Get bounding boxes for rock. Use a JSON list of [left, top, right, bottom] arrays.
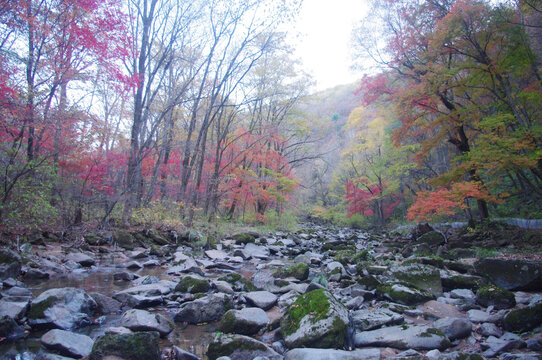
[[120, 309, 172, 337], [503, 302, 542, 332], [350, 308, 404, 331], [64, 252, 95, 267], [172, 345, 201, 360], [482, 334, 522, 357], [243, 291, 278, 310], [214, 280, 234, 294], [280, 289, 349, 349], [167, 258, 204, 276], [474, 258, 542, 291], [0, 249, 22, 280], [276, 263, 309, 281], [416, 231, 445, 247], [218, 307, 269, 335], [207, 333, 280, 360], [251, 269, 277, 292], [35, 351, 77, 360], [422, 300, 466, 320], [467, 309, 504, 323], [24, 268, 50, 279], [243, 243, 269, 259], [0, 315, 27, 342], [388, 264, 442, 296], [90, 293, 122, 314], [500, 354, 542, 360], [113, 280, 175, 306], [28, 287, 97, 330], [143, 259, 160, 267], [284, 348, 381, 360], [90, 331, 161, 360], [218, 273, 258, 292], [175, 275, 210, 294], [0, 298, 29, 320], [232, 232, 259, 245], [476, 285, 516, 309], [174, 293, 233, 324], [432, 317, 472, 341], [205, 249, 229, 261], [441, 271, 486, 291], [41, 329, 94, 358], [114, 293, 163, 308], [480, 322, 503, 337], [113, 271, 135, 281], [345, 296, 365, 310], [132, 275, 161, 286], [450, 289, 476, 301], [126, 261, 143, 269], [354, 324, 451, 350], [377, 283, 435, 306]]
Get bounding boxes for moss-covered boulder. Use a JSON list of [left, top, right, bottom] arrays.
[[474, 258, 542, 291], [280, 289, 349, 349], [377, 283, 435, 306], [276, 263, 309, 281], [416, 231, 446, 247], [89, 331, 160, 360], [207, 333, 280, 360], [218, 307, 269, 335], [357, 275, 381, 290], [233, 232, 259, 245], [113, 231, 136, 250], [175, 275, 210, 294], [0, 249, 22, 280], [173, 293, 233, 324], [388, 264, 443, 296], [503, 302, 542, 333], [476, 285, 516, 309], [217, 273, 258, 292], [441, 271, 487, 291]]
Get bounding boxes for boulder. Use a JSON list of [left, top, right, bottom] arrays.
[[416, 231, 446, 247], [232, 232, 259, 245], [0, 249, 22, 280], [243, 291, 278, 310], [64, 252, 95, 267], [218, 307, 269, 335], [207, 333, 280, 360], [276, 263, 310, 281], [120, 309, 173, 337], [354, 324, 451, 350], [90, 331, 161, 360], [474, 258, 542, 291], [377, 283, 435, 306], [175, 275, 210, 294], [476, 285, 516, 309], [0, 298, 29, 320], [28, 287, 97, 330], [171, 346, 200, 360], [41, 329, 94, 358], [174, 293, 233, 324], [467, 309, 504, 323], [350, 308, 404, 331], [90, 292, 122, 314], [503, 302, 542, 333], [218, 273, 258, 292], [432, 317, 472, 341], [280, 289, 349, 349], [388, 264, 442, 296], [284, 348, 381, 360], [441, 271, 487, 291]]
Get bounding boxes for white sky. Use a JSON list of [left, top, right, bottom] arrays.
[[290, 0, 369, 91]]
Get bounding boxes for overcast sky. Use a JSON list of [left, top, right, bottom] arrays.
[[290, 0, 369, 91]]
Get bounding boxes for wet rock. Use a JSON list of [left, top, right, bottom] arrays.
[[113, 271, 135, 281], [64, 252, 95, 267], [218, 307, 269, 335], [142, 259, 160, 267], [90, 331, 161, 360], [0, 298, 30, 320], [354, 324, 451, 350], [503, 301, 542, 332], [389, 263, 442, 296], [350, 308, 404, 331], [174, 293, 233, 324], [126, 261, 143, 269], [474, 258, 542, 291], [280, 289, 349, 349], [476, 285, 516, 309], [113, 293, 163, 308], [377, 283, 435, 306], [132, 275, 160, 286], [171, 345, 201, 360], [90, 293, 122, 314], [284, 348, 381, 360], [243, 291, 278, 310], [120, 309, 173, 337], [0, 315, 28, 342], [0, 249, 22, 280], [24, 268, 50, 279], [41, 329, 94, 358], [28, 287, 97, 330], [207, 333, 280, 360], [432, 317, 472, 341]]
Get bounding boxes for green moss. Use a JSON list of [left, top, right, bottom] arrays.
[[276, 263, 309, 281], [476, 285, 515, 308], [207, 334, 267, 360], [503, 303, 542, 333], [357, 275, 381, 289], [90, 332, 161, 360], [218, 311, 236, 333], [281, 289, 330, 336], [376, 283, 434, 306], [175, 276, 210, 294], [233, 233, 257, 245], [114, 231, 135, 250], [420, 328, 445, 337], [28, 296, 57, 319], [218, 273, 257, 291]]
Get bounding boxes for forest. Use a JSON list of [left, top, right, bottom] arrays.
[[0, 0, 541, 237]]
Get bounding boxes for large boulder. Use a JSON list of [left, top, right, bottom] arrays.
[[41, 329, 94, 358], [207, 333, 280, 360], [350, 308, 404, 331], [476, 285, 516, 309], [175, 275, 210, 294], [377, 283, 435, 306], [64, 252, 95, 267], [243, 291, 278, 310], [174, 293, 233, 324], [284, 348, 381, 360], [432, 317, 472, 341], [280, 289, 349, 349], [416, 231, 446, 247], [474, 258, 542, 291], [388, 264, 442, 296], [28, 287, 97, 330], [354, 324, 451, 350], [276, 263, 310, 281], [218, 307, 269, 335], [503, 302, 542, 333], [120, 309, 173, 337], [0, 249, 22, 280], [90, 331, 161, 360]]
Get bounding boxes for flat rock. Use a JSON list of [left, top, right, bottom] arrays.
[[422, 300, 466, 319], [64, 253, 95, 267], [350, 308, 404, 331], [467, 309, 504, 323], [218, 307, 269, 335], [284, 348, 381, 360], [41, 329, 94, 358], [174, 293, 233, 324], [120, 309, 172, 337], [354, 324, 451, 350], [432, 317, 472, 341], [205, 249, 228, 261], [244, 291, 278, 310], [207, 333, 281, 360], [0, 299, 29, 320], [475, 258, 542, 291]]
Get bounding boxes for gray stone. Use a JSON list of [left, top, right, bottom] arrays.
[[388, 263, 442, 296], [480, 322, 503, 337], [113, 271, 134, 281], [284, 348, 381, 360], [350, 308, 404, 331], [214, 280, 234, 294], [244, 291, 278, 310], [243, 243, 269, 259], [500, 354, 542, 360], [41, 329, 94, 358], [450, 289, 476, 301], [90, 331, 161, 360], [174, 293, 233, 324], [172, 345, 200, 360], [89, 292, 122, 314], [0, 299, 29, 320], [35, 351, 76, 360], [24, 268, 50, 279], [120, 309, 172, 337], [345, 296, 365, 310], [205, 249, 228, 261], [218, 307, 269, 335], [475, 258, 542, 291], [378, 283, 435, 306], [207, 333, 281, 360], [482, 335, 521, 357], [354, 324, 451, 350], [432, 317, 472, 341], [467, 309, 504, 323], [64, 252, 95, 267], [0, 249, 22, 280]]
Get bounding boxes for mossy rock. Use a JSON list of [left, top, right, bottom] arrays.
[[503, 302, 542, 333], [0, 249, 22, 280], [27, 295, 57, 320], [85, 233, 107, 246], [113, 231, 136, 250], [416, 231, 445, 247], [232, 232, 259, 245], [275, 263, 309, 281], [217, 273, 258, 292], [333, 249, 356, 266], [357, 275, 381, 290], [146, 230, 170, 245], [403, 256, 444, 269], [280, 289, 349, 349], [207, 333, 277, 360], [90, 332, 161, 360], [388, 264, 442, 296], [175, 275, 210, 294], [476, 285, 516, 309], [377, 283, 435, 306], [442, 273, 487, 291]]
